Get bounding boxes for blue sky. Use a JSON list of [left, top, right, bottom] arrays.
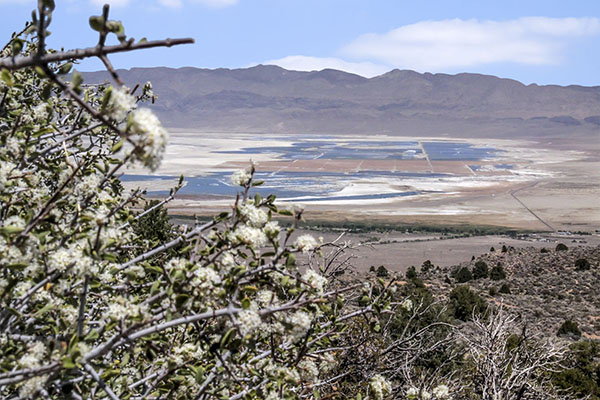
[[0, 0, 599, 86]]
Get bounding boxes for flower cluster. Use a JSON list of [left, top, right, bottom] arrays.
[[106, 85, 136, 120], [294, 234, 318, 253], [407, 385, 450, 399], [370, 374, 392, 400], [231, 168, 251, 186], [130, 107, 169, 171]]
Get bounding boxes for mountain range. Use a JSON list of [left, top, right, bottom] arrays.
[[82, 65, 600, 144]]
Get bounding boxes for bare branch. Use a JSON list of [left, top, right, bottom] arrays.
[[0, 37, 195, 70]]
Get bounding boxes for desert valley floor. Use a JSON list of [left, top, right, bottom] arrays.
[[122, 131, 599, 232]]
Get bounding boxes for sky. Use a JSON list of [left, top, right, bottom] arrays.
[[0, 0, 599, 86]]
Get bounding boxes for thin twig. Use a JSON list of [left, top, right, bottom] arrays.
[[0, 38, 195, 70]]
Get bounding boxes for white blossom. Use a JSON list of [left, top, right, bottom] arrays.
[[33, 103, 49, 121], [231, 169, 251, 186], [288, 310, 312, 341], [75, 174, 101, 197], [407, 387, 419, 399], [264, 220, 280, 237], [142, 81, 154, 97], [297, 359, 319, 380], [257, 289, 274, 306], [106, 296, 146, 321], [18, 375, 48, 399], [401, 298, 413, 312], [131, 108, 169, 171], [3, 215, 25, 228], [370, 374, 391, 400], [237, 307, 261, 337], [19, 342, 46, 369], [192, 266, 221, 291], [233, 224, 267, 249], [60, 305, 79, 325], [433, 384, 450, 399], [240, 202, 268, 228], [107, 86, 136, 120], [294, 234, 317, 253], [301, 269, 328, 294], [0, 161, 16, 190], [219, 251, 236, 270]]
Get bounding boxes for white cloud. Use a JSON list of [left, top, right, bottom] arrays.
[[90, 0, 131, 7], [158, 0, 183, 7], [340, 17, 600, 71], [191, 0, 238, 7], [261, 55, 390, 78]]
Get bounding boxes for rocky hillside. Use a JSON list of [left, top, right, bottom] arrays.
[[434, 244, 600, 338]]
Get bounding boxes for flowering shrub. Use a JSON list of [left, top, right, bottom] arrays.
[[0, 3, 394, 399]]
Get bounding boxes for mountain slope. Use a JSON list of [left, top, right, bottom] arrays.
[[82, 66, 600, 141]]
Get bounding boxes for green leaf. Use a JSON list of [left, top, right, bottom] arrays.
[[102, 253, 117, 262], [286, 254, 296, 268], [11, 38, 23, 55], [175, 294, 190, 308], [34, 66, 46, 78], [241, 296, 251, 309], [0, 225, 24, 235], [252, 180, 264, 187], [278, 209, 293, 216], [111, 139, 124, 153], [106, 20, 124, 34], [89, 15, 105, 32], [0, 69, 14, 87], [61, 356, 75, 369], [34, 303, 54, 317], [150, 281, 160, 295], [41, 84, 53, 100], [220, 328, 236, 348], [70, 71, 83, 94], [144, 264, 163, 275], [84, 329, 100, 341], [243, 285, 258, 293], [58, 62, 73, 75]]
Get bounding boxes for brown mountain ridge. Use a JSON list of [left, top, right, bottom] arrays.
[[82, 65, 600, 144]]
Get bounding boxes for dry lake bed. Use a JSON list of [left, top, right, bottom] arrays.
[[123, 132, 600, 232]]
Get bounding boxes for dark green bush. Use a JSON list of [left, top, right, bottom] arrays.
[[490, 265, 506, 281], [421, 260, 434, 273], [575, 258, 591, 271], [448, 286, 487, 321], [472, 260, 489, 279], [556, 243, 569, 251], [455, 267, 473, 283], [499, 283, 511, 294], [406, 266, 418, 280], [376, 265, 389, 277], [553, 341, 600, 399], [557, 320, 582, 339]]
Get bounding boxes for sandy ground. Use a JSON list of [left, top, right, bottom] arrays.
[[288, 230, 600, 273], [123, 132, 600, 232]]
